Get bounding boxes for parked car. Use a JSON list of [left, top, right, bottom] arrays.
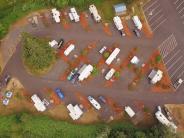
[[88, 96, 101, 110], [99, 46, 107, 54], [5, 91, 13, 98], [58, 38, 64, 48], [71, 73, 80, 84], [157, 106, 161, 112], [2, 98, 9, 106], [55, 88, 65, 100], [133, 29, 141, 38], [173, 78, 183, 89], [67, 68, 78, 81], [98, 96, 106, 104], [4, 74, 11, 85]]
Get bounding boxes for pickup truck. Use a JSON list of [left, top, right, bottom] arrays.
[[88, 96, 101, 110]]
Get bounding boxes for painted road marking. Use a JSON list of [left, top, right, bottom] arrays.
[[152, 18, 167, 32], [148, 10, 162, 21], [170, 62, 184, 78], [167, 56, 182, 71], [144, 0, 158, 11], [165, 50, 180, 65], [150, 14, 164, 26], [176, 0, 184, 9]]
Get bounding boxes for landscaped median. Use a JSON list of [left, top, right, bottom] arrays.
[[21, 33, 56, 75]]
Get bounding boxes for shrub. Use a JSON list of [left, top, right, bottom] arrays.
[[22, 33, 56, 75], [103, 52, 110, 59], [155, 55, 162, 63]]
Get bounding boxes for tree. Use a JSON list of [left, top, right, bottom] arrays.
[[103, 52, 110, 59], [155, 55, 162, 63], [22, 33, 56, 75]]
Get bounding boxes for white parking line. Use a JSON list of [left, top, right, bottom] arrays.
[[152, 18, 167, 32], [177, 68, 184, 78], [144, 0, 158, 11], [174, 0, 180, 4], [178, 6, 184, 13], [176, 0, 184, 9], [148, 10, 162, 21], [164, 50, 180, 65], [167, 56, 183, 71], [150, 14, 164, 26], [170, 62, 184, 78]]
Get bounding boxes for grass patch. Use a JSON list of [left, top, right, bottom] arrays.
[[22, 33, 56, 76]]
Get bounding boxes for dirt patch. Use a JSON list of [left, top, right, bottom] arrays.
[[165, 104, 184, 132], [103, 23, 112, 36], [0, 78, 35, 115]]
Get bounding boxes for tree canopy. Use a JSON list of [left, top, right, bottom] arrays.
[[22, 33, 56, 75]]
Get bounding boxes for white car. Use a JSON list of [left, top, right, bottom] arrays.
[[173, 78, 183, 89], [88, 96, 101, 110], [5, 91, 13, 98], [3, 98, 9, 106], [99, 46, 107, 54]]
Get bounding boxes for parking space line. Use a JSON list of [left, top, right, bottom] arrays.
[[170, 62, 184, 78], [164, 50, 180, 65], [152, 18, 167, 32], [150, 14, 164, 26], [146, 4, 160, 14], [176, 0, 184, 9], [177, 68, 184, 78], [148, 10, 162, 21], [144, 0, 158, 11], [167, 56, 183, 71], [174, 0, 180, 4], [178, 6, 184, 13]]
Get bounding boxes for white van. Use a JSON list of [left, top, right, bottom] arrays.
[[88, 96, 101, 110]]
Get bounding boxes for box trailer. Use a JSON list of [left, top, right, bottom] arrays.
[[125, 106, 135, 118], [132, 16, 142, 30], [113, 16, 123, 30], [105, 48, 120, 65], [69, 7, 80, 22], [64, 44, 75, 56], [105, 68, 116, 80], [67, 104, 83, 120], [89, 4, 101, 22], [78, 64, 93, 81], [51, 8, 60, 23], [31, 94, 46, 112]]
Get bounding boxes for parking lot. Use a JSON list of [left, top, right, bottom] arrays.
[[173, 0, 184, 25], [1, 2, 184, 122], [143, 0, 167, 32], [159, 34, 184, 89]]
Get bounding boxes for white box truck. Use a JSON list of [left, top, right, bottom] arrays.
[[105, 68, 116, 80], [132, 16, 142, 30]]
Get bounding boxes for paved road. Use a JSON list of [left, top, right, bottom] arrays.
[[0, 0, 184, 112]]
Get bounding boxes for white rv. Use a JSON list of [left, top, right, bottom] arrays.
[[69, 7, 80, 22], [105, 48, 120, 65], [78, 64, 93, 81], [132, 16, 142, 30], [125, 106, 135, 118], [105, 68, 116, 80], [31, 94, 46, 112], [64, 44, 75, 56], [155, 110, 177, 132], [67, 104, 83, 120], [51, 8, 60, 23], [113, 16, 125, 36], [89, 4, 101, 22]]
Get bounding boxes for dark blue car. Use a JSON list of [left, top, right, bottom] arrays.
[[55, 88, 65, 100]]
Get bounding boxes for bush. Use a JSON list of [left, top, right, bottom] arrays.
[[103, 52, 110, 59], [92, 65, 99, 76], [114, 71, 120, 78], [22, 33, 56, 75], [155, 55, 162, 63]]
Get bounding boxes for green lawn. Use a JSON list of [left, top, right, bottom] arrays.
[[0, 112, 180, 138]]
